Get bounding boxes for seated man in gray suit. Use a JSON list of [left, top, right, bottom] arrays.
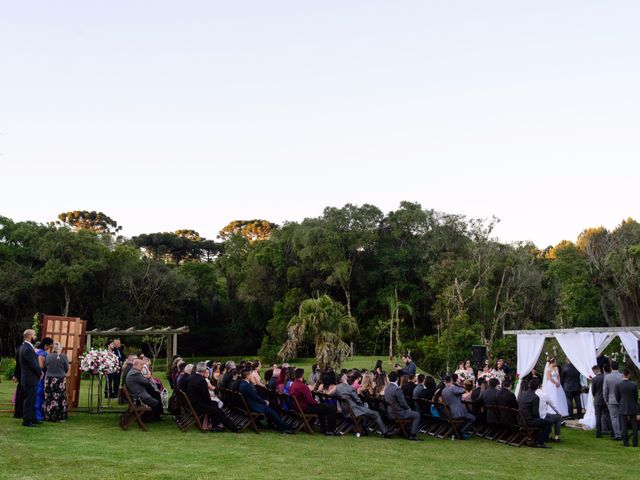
[[442, 375, 475, 439], [125, 359, 162, 421], [384, 371, 422, 441], [332, 373, 391, 438]]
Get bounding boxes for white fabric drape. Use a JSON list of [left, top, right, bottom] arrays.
[[554, 332, 598, 429], [618, 331, 640, 370], [514, 334, 546, 397], [594, 333, 616, 355]]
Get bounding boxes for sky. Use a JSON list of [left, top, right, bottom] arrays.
[[1, 1, 639, 248]]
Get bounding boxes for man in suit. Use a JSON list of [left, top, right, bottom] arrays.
[[289, 368, 337, 435], [442, 375, 475, 438], [384, 371, 422, 440], [106, 339, 125, 399], [398, 355, 417, 377], [519, 378, 551, 448], [186, 362, 238, 432], [603, 361, 624, 440], [237, 369, 292, 433], [18, 329, 42, 427], [125, 359, 162, 421], [496, 379, 519, 426], [480, 378, 500, 425], [561, 358, 582, 418], [615, 368, 638, 447], [333, 373, 391, 437], [591, 365, 611, 438]]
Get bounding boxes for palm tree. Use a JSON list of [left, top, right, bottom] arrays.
[[279, 294, 358, 369], [387, 287, 413, 363]]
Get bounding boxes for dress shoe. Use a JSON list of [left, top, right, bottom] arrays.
[[408, 435, 423, 441], [281, 429, 294, 435], [22, 423, 36, 427], [535, 443, 551, 449]]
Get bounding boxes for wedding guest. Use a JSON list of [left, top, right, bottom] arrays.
[[318, 370, 337, 395], [491, 359, 507, 385], [603, 361, 623, 441], [333, 373, 391, 437], [35, 337, 53, 422], [350, 371, 362, 391], [461, 380, 474, 402], [480, 378, 500, 425], [412, 374, 426, 399], [19, 329, 42, 427], [106, 339, 124, 399], [268, 365, 281, 391], [282, 367, 296, 394], [615, 368, 638, 447], [358, 372, 376, 396], [12, 343, 24, 419], [534, 377, 562, 442], [187, 362, 238, 432], [596, 353, 609, 371], [374, 359, 383, 376], [248, 360, 263, 386], [519, 378, 551, 448], [220, 361, 236, 389], [168, 356, 183, 388], [401, 374, 417, 398], [496, 379, 519, 425], [497, 358, 511, 377], [374, 372, 389, 397], [384, 371, 422, 441], [591, 365, 611, 438], [561, 358, 582, 419], [289, 368, 337, 435], [43, 342, 69, 422], [416, 375, 437, 401], [121, 355, 137, 380], [238, 369, 292, 433], [177, 364, 194, 392], [310, 364, 321, 385], [398, 354, 417, 376], [125, 359, 162, 421], [442, 375, 475, 438]]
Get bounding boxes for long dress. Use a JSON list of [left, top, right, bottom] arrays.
[[35, 349, 48, 422], [542, 365, 569, 417]]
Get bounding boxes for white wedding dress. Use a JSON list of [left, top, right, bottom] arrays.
[[542, 365, 569, 417]]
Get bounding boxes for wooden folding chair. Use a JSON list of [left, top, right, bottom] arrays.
[[173, 388, 208, 433], [282, 392, 318, 434], [512, 408, 541, 447], [119, 385, 151, 432], [227, 390, 263, 434]]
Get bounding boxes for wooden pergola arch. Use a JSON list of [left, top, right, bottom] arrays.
[[86, 325, 190, 368]]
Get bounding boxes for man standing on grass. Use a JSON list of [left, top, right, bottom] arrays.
[[603, 361, 623, 441], [615, 368, 638, 447], [18, 329, 42, 427]]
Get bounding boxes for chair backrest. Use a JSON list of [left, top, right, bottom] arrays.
[[122, 385, 135, 407]]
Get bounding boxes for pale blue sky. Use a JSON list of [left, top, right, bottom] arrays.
[[2, 1, 639, 247]]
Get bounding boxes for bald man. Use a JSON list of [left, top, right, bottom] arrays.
[[125, 359, 162, 421]]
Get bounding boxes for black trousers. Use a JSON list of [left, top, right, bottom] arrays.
[[204, 403, 237, 432], [620, 415, 639, 447], [544, 413, 562, 437], [105, 372, 122, 398], [565, 390, 582, 417], [262, 406, 289, 431], [305, 403, 337, 433], [594, 404, 611, 436], [21, 383, 37, 425], [14, 383, 24, 419], [139, 393, 163, 422], [527, 417, 552, 445]]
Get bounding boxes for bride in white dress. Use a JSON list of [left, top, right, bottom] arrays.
[[542, 358, 569, 417]]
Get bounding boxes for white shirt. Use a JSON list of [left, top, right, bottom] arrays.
[[535, 389, 559, 418]]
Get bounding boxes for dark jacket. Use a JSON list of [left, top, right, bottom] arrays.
[[519, 389, 541, 422], [615, 380, 639, 416], [480, 388, 499, 423], [496, 388, 519, 424], [591, 372, 606, 407], [19, 342, 42, 387], [561, 363, 582, 393], [186, 373, 216, 415], [399, 361, 417, 377], [384, 382, 412, 418], [125, 369, 156, 403], [239, 380, 268, 414]]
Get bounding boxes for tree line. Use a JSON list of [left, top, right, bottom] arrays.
[[1, 204, 639, 374]]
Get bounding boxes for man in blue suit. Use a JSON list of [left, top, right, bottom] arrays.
[[18, 329, 42, 427], [238, 369, 293, 434]]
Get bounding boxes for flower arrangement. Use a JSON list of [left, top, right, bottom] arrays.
[[80, 349, 121, 375]]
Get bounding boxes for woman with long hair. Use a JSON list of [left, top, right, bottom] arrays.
[[374, 372, 389, 397], [541, 357, 569, 416]]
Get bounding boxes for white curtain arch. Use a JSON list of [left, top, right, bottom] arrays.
[[554, 332, 598, 429], [514, 334, 546, 398], [618, 331, 640, 370], [594, 333, 616, 355]]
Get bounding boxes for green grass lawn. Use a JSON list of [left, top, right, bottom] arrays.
[[0, 357, 637, 480]]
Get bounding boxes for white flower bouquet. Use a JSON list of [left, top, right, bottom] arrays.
[[80, 349, 121, 375]]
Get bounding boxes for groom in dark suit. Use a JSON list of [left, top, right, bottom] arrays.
[[615, 368, 638, 447], [18, 329, 42, 427], [561, 358, 582, 418]]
